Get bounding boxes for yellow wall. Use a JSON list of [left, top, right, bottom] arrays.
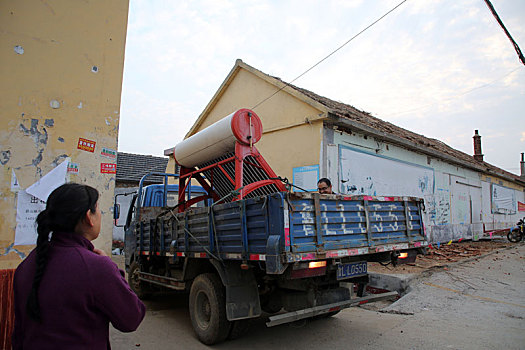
[[192, 68, 324, 181], [0, 0, 129, 268], [482, 174, 524, 191]]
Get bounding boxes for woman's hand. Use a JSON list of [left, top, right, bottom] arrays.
[[93, 248, 108, 257]]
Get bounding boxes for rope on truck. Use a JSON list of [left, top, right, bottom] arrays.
[[270, 176, 310, 193], [156, 186, 250, 263]]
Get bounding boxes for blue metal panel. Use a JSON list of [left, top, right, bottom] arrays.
[[143, 184, 206, 207], [163, 192, 425, 258], [287, 195, 425, 254]]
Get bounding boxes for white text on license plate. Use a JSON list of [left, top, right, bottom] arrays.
[[337, 261, 367, 280]]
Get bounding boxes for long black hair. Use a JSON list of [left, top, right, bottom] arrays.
[[26, 183, 99, 322]]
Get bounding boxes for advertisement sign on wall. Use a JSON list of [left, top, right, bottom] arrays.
[[292, 165, 319, 192], [491, 183, 516, 214]]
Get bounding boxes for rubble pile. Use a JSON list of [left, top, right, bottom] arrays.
[[416, 240, 513, 267], [423, 240, 510, 262], [422, 244, 483, 263], [369, 239, 514, 273]]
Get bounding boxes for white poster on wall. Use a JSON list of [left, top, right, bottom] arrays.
[[339, 146, 434, 197], [26, 158, 69, 201], [14, 190, 47, 245], [14, 158, 70, 245], [292, 165, 319, 192], [491, 183, 516, 214]]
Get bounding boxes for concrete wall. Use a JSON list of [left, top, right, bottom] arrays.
[[0, 0, 129, 269], [328, 126, 524, 243]]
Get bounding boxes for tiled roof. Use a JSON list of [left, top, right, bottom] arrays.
[[116, 152, 169, 184], [282, 79, 523, 184]]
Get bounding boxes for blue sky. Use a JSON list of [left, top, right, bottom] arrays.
[[118, 0, 525, 175]]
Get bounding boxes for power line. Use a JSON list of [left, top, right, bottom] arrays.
[[252, 0, 408, 110], [483, 0, 525, 66]]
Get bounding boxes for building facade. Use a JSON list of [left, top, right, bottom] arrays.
[[0, 0, 129, 267], [183, 59, 525, 243]]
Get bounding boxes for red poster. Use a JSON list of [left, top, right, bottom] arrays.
[[518, 201, 525, 212], [77, 138, 96, 153], [100, 163, 116, 174]]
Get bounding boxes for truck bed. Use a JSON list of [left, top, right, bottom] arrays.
[[134, 192, 427, 267], [135, 192, 427, 262]]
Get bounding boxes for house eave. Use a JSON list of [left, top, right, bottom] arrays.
[[328, 113, 525, 186]]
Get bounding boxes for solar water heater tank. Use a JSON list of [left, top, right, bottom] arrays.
[[172, 109, 263, 168]]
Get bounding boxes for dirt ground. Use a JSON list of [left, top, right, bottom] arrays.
[[368, 237, 518, 274], [110, 243, 525, 349]]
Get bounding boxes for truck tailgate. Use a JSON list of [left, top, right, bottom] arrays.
[[285, 193, 426, 260], [137, 192, 426, 264]]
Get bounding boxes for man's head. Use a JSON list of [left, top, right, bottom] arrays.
[[317, 178, 333, 194]]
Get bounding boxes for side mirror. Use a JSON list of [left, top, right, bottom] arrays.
[[113, 203, 120, 220]]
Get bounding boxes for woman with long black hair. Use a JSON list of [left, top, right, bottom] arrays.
[[12, 183, 145, 349]]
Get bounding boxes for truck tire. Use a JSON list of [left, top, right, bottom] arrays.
[[128, 260, 152, 299], [189, 273, 230, 345], [261, 295, 282, 314], [227, 320, 251, 340]]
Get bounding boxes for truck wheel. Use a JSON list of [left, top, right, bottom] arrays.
[[128, 260, 152, 299], [261, 294, 282, 314], [189, 273, 230, 345], [227, 320, 251, 340]]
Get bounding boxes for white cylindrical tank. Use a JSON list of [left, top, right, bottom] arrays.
[[173, 109, 263, 168]]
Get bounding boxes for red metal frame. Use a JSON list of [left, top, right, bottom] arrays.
[[177, 142, 287, 212]]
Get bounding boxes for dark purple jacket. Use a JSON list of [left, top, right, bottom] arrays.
[[12, 232, 146, 349]]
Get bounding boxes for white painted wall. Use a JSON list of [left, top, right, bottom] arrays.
[[327, 126, 524, 243]]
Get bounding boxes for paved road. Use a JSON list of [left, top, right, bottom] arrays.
[[110, 244, 525, 349]]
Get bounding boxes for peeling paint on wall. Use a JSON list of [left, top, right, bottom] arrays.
[[105, 177, 116, 190], [51, 154, 69, 166], [31, 149, 43, 166], [19, 119, 48, 147], [13, 45, 24, 54], [1, 244, 26, 259], [1, 150, 11, 165], [11, 170, 21, 192], [50, 100, 60, 109]]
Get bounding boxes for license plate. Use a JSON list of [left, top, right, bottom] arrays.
[[337, 261, 367, 280]]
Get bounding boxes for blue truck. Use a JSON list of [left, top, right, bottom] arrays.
[[116, 172, 427, 344]]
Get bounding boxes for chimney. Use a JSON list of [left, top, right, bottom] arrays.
[[520, 153, 525, 180], [473, 130, 483, 162]]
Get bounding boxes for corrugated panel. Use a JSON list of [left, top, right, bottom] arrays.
[[171, 196, 270, 255], [288, 196, 425, 253], [196, 153, 281, 202], [140, 193, 424, 258], [175, 208, 210, 253], [117, 152, 168, 183]]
